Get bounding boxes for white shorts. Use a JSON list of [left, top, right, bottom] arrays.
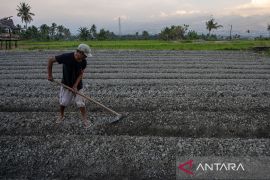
[[59, 86, 85, 107]]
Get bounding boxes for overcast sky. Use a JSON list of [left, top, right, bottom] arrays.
[[1, 0, 270, 35]]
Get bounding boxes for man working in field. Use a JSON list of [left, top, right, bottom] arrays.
[[47, 44, 92, 128]]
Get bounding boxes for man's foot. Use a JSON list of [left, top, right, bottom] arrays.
[[83, 120, 91, 128], [56, 116, 65, 124]]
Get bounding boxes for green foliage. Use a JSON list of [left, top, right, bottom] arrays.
[[96, 28, 116, 40], [77, 25, 116, 41], [142, 31, 149, 40], [159, 25, 189, 40], [39, 24, 50, 40], [16, 2, 35, 29], [18, 23, 71, 40], [18, 40, 270, 51], [78, 27, 90, 41], [21, 25, 39, 39], [200, 34, 218, 41], [186, 30, 199, 40], [206, 17, 223, 36], [90, 24, 97, 39], [49, 23, 57, 39]]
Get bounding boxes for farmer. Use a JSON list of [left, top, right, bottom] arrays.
[[47, 44, 92, 127]]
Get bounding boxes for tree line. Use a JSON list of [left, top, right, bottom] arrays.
[[4, 2, 270, 41], [10, 21, 225, 41]]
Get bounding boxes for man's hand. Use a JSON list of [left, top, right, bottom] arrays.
[[72, 86, 78, 95], [48, 75, 53, 81]]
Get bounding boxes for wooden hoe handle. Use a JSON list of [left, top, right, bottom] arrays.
[[52, 80, 121, 116]]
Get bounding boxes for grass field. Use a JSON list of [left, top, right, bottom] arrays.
[[17, 39, 270, 51]]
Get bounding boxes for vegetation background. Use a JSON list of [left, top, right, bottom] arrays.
[[1, 2, 270, 53]]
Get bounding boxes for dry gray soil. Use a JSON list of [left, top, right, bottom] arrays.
[[0, 50, 270, 179]]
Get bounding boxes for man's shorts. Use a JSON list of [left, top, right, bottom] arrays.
[[59, 86, 85, 107]]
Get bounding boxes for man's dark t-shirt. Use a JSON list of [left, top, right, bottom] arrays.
[[55, 52, 87, 90]]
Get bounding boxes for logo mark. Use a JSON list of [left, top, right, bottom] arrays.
[[178, 160, 194, 175]]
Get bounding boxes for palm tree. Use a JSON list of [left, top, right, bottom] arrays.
[[206, 17, 223, 36], [78, 27, 89, 40], [57, 25, 65, 39], [97, 28, 108, 40], [63, 28, 71, 39], [160, 27, 170, 40], [16, 2, 35, 29], [39, 24, 50, 40], [50, 23, 57, 39]]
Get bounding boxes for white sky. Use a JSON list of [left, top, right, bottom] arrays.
[[1, 0, 270, 35]]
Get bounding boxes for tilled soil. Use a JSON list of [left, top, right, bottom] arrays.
[[0, 50, 270, 179]]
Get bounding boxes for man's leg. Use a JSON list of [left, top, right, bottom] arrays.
[[75, 89, 89, 127], [56, 105, 65, 123], [60, 105, 65, 118], [79, 106, 89, 127], [57, 86, 72, 123]]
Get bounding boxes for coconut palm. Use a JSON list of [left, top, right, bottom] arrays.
[[57, 25, 65, 39], [16, 2, 35, 29], [78, 27, 89, 40], [206, 17, 223, 36], [63, 28, 71, 39], [39, 24, 50, 40], [50, 23, 57, 39]]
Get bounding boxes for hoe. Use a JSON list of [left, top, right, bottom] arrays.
[[52, 80, 123, 123]]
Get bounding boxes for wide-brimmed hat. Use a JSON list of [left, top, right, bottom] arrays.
[[77, 43, 92, 57]]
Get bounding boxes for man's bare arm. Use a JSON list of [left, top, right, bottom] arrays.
[[47, 57, 57, 81]]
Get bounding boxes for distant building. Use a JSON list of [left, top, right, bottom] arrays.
[[0, 16, 17, 29], [0, 16, 20, 49]]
